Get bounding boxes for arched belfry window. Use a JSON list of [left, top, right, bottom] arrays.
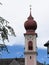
[[28, 41, 33, 50]]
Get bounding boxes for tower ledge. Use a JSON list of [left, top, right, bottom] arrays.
[[24, 32, 37, 37], [24, 51, 37, 55]]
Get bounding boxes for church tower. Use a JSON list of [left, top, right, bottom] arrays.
[[24, 6, 37, 65]]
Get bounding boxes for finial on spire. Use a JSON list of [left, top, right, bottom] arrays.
[[29, 5, 32, 16], [30, 5, 31, 11]]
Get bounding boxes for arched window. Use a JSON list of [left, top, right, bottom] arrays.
[[28, 41, 33, 50]]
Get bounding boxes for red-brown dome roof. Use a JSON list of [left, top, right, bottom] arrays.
[[24, 13, 37, 31]]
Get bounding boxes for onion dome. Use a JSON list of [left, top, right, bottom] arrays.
[[24, 7, 37, 32]]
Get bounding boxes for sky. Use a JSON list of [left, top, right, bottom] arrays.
[[0, 0, 49, 49]]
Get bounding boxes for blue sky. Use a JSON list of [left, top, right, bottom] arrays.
[[0, 0, 49, 49]]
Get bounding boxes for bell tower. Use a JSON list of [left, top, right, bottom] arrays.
[[24, 6, 37, 65]]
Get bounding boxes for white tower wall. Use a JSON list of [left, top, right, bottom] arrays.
[[24, 34, 37, 65]]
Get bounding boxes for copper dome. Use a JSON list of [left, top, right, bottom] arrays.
[[24, 13, 37, 31]]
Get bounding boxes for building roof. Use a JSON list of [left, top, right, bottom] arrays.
[[0, 58, 43, 65], [9, 59, 20, 65], [44, 41, 49, 47]]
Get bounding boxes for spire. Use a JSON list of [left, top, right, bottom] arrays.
[[28, 5, 33, 19], [30, 5, 32, 16], [24, 5, 37, 31]]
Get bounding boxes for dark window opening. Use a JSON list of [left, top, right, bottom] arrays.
[[28, 41, 33, 50], [30, 56, 31, 59]]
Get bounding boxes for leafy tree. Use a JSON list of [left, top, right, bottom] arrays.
[[0, 16, 16, 53], [0, 44, 9, 53], [0, 16, 16, 43]]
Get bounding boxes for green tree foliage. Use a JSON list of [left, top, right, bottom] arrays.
[[0, 17, 16, 53], [0, 16, 16, 43], [0, 44, 9, 53]]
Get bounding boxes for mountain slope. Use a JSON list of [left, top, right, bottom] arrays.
[[0, 45, 49, 64]]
